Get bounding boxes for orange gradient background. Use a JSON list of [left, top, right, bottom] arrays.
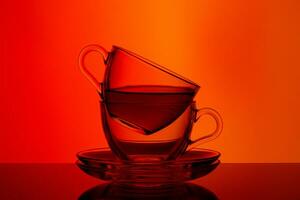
[[1, 0, 299, 163]]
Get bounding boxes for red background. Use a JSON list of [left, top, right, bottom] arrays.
[[1, 0, 300, 162]]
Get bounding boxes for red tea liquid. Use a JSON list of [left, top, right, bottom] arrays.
[[105, 85, 195, 135]]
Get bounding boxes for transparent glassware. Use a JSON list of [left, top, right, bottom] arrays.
[[100, 101, 222, 161], [79, 44, 223, 161], [76, 147, 220, 187]]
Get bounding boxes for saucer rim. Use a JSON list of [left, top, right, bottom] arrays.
[[76, 147, 221, 165], [76, 159, 221, 170]]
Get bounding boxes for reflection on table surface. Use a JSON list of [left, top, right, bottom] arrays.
[[79, 183, 217, 200], [0, 163, 299, 199]]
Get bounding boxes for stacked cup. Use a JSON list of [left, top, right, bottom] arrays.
[[78, 45, 223, 185]]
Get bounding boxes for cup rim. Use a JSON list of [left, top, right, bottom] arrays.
[[111, 45, 200, 91]]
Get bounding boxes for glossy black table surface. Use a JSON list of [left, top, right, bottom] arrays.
[[0, 163, 299, 199]]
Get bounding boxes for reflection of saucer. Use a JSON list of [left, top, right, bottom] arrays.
[[76, 148, 220, 186], [78, 182, 218, 200]]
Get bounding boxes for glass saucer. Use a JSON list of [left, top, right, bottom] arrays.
[[76, 148, 220, 186]]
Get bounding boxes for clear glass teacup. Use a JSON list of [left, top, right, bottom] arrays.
[[100, 101, 222, 161]]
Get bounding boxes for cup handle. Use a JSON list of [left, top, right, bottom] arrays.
[[79, 44, 109, 97], [187, 107, 223, 151]]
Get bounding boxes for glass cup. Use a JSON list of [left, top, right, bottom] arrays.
[[100, 101, 222, 161], [79, 45, 201, 135]]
